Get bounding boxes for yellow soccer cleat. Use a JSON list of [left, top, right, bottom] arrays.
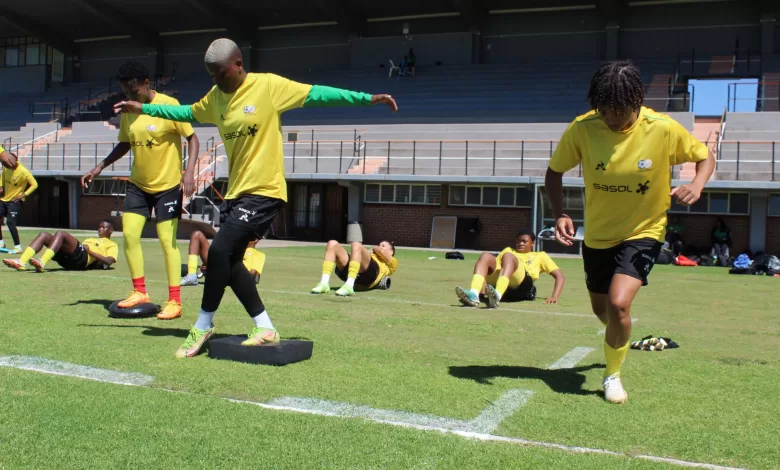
[[241, 327, 280, 346], [157, 301, 183, 320], [117, 290, 151, 309]]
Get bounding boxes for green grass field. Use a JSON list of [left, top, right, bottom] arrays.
[[1, 229, 779, 469]]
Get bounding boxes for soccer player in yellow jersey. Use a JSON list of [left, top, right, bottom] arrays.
[[311, 240, 398, 296], [82, 61, 200, 320], [3, 221, 117, 272], [545, 61, 715, 404], [456, 229, 565, 308], [180, 230, 266, 286], [0, 150, 38, 253], [114, 38, 397, 358]]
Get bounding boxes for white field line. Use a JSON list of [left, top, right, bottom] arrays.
[[46, 271, 598, 319], [546, 347, 595, 370], [0, 354, 744, 470], [0, 355, 153, 386]]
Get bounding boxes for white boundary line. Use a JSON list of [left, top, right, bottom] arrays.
[[546, 347, 594, 370], [0, 353, 743, 470]]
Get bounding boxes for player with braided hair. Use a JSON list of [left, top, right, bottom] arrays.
[[545, 60, 715, 404]]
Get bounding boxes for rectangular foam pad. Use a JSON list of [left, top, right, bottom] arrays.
[[207, 337, 313, 366]]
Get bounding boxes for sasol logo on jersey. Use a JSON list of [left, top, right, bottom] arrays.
[[593, 183, 632, 193], [223, 124, 259, 140]]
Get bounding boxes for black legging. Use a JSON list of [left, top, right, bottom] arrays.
[[3, 207, 21, 246], [712, 243, 730, 266], [201, 224, 264, 315]]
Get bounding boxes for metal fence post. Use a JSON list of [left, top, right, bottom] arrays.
[[492, 140, 496, 176], [772, 141, 776, 182], [339, 141, 343, 174], [465, 141, 469, 176], [412, 141, 416, 175], [736, 142, 740, 180], [94, 143, 98, 167], [520, 141, 524, 176], [292, 141, 296, 173], [62, 143, 65, 170], [78, 143, 81, 171], [315, 141, 319, 173], [363, 142, 367, 174], [46, 144, 50, 170], [438, 141, 442, 176]]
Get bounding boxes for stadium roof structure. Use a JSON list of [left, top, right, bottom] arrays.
[[0, 0, 761, 54]]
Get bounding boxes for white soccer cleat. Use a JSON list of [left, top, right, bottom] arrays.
[[602, 374, 628, 404], [180, 274, 199, 286]]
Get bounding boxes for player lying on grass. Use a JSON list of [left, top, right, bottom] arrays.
[[455, 229, 565, 308], [545, 60, 714, 404], [311, 240, 397, 296], [113, 38, 397, 358], [3, 221, 118, 272], [181, 230, 265, 286]]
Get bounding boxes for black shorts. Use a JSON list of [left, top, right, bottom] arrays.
[[480, 274, 536, 302], [219, 195, 283, 239], [0, 200, 22, 221], [53, 243, 90, 271], [582, 238, 663, 294], [124, 183, 182, 221], [336, 258, 381, 289]]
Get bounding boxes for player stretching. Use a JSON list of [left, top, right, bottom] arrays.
[[4, 221, 117, 272], [181, 230, 265, 286], [455, 229, 564, 307], [545, 60, 714, 404], [114, 38, 397, 357], [311, 240, 397, 296], [82, 61, 200, 320]]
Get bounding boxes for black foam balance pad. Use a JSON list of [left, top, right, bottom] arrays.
[[207, 337, 313, 366], [108, 301, 161, 319]]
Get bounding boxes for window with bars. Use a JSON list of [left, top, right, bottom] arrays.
[[364, 184, 442, 205], [81, 179, 127, 196], [448, 185, 533, 208], [670, 192, 749, 215]]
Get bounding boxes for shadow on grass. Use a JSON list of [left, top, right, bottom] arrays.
[[66, 299, 114, 309], [77, 324, 310, 342], [448, 364, 604, 396]]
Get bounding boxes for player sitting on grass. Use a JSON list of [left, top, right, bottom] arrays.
[[181, 230, 265, 286], [3, 221, 118, 272], [311, 240, 397, 296], [455, 229, 565, 308]]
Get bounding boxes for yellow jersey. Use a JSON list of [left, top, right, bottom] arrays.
[[497, 248, 559, 281], [190, 73, 312, 201], [243, 247, 266, 274], [1, 162, 37, 202], [82, 237, 119, 266], [119, 92, 195, 194], [368, 253, 398, 288], [549, 107, 708, 249]]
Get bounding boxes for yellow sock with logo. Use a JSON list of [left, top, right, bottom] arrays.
[[469, 274, 485, 296], [187, 254, 199, 276], [604, 340, 630, 379], [495, 276, 510, 298], [20, 247, 36, 264], [41, 248, 56, 266]]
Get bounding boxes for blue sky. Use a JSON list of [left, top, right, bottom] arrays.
[[689, 78, 759, 115]]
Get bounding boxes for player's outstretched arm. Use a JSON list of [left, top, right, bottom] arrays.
[[303, 85, 398, 112], [545, 269, 565, 304], [114, 101, 199, 123]]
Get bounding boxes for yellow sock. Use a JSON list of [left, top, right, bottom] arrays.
[[40, 248, 56, 266], [347, 261, 360, 279], [187, 254, 199, 275], [469, 274, 485, 295], [157, 219, 182, 287], [122, 212, 147, 280], [604, 341, 630, 379], [20, 247, 36, 264], [322, 260, 336, 275], [495, 276, 510, 297]]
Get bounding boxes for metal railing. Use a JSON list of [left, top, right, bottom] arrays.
[[727, 81, 780, 112], [14, 137, 780, 182]]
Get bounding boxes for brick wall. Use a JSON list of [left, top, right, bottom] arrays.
[[672, 214, 750, 254], [766, 218, 780, 256], [79, 195, 122, 230]]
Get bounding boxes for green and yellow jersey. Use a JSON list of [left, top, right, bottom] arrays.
[[549, 106, 708, 249], [82, 237, 119, 266], [118, 92, 194, 194], [1, 161, 37, 202]]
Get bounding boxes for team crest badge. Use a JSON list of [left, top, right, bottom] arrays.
[[243, 105, 256, 115], [638, 159, 653, 171], [146, 125, 157, 132]]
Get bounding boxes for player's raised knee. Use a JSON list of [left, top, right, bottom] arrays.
[[326, 239, 341, 249], [350, 241, 364, 250]]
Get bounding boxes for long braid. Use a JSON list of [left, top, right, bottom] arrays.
[[587, 60, 644, 114]]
